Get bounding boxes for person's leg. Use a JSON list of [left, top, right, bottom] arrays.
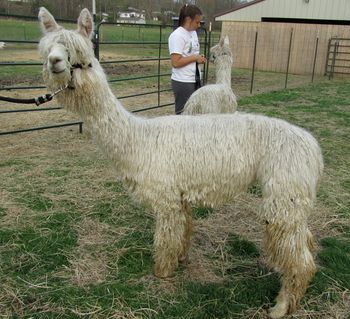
[[171, 80, 196, 114]]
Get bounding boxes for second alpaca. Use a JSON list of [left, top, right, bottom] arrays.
[[183, 36, 237, 115]]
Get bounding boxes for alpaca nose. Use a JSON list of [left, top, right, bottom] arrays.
[[48, 50, 67, 74], [49, 55, 62, 66]]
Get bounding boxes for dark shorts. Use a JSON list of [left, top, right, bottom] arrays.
[[171, 80, 196, 114]]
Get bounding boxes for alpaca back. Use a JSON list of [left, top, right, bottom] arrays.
[[183, 84, 236, 115], [123, 111, 322, 208]]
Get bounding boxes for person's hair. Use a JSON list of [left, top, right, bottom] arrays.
[[178, 4, 202, 27]]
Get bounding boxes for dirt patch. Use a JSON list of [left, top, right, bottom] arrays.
[[0, 75, 42, 87], [0, 49, 39, 62], [103, 63, 153, 77]]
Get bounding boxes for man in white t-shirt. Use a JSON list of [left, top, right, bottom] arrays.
[[168, 4, 206, 114]]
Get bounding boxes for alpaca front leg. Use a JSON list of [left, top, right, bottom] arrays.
[[265, 223, 316, 319], [153, 210, 187, 278]]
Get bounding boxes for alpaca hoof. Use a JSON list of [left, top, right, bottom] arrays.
[[154, 265, 175, 278], [178, 253, 189, 264], [257, 258, 272, 275], [268, 303, 288, 319]]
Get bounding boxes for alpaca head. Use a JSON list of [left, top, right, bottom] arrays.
[[209, 35, 233, 65], [38, 7, 95, 93]]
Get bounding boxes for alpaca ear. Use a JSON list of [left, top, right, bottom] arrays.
[[38, 7, 59, 33], [77, 8, 94, 39], [224, 35, 230, 46]]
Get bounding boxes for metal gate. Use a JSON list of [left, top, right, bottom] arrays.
[[326, 37, 350, 79], [0, 14, 211, 135]]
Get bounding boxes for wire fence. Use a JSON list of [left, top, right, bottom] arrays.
[[0, 15, 210, 135], [220, 21, 350, 98], [94, 21, 209, 113]]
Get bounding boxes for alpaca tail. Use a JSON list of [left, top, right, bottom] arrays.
[[303, 130, 324, 188], [313, 138, 324, 184]]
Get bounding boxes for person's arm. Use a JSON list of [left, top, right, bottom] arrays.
[[171, 53, 206, 68]]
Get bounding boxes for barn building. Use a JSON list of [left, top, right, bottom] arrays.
[[215, 0, 350, 76]]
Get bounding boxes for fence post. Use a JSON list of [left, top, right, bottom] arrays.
[[93, 25, 100, 59], [325, 38, 332, 76], [157, 25, 162, 107], [311, 37, 319, 82], [285, 28, 293, 89], [329, 40, 338, 80], [204, 22, 212, 85], [250, 31, 258, 94]]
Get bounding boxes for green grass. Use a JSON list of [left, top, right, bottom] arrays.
[[225, 234, 260, 258], [100, 23, 172, 43], [318, 237, 350, 289], [0, 64, 42, 81], [0, 19, 42, 41]]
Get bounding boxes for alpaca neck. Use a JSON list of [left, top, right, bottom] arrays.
[[85, 92, 132, 172], [59, 61, 133, 170], [215, 57, 232, 87]]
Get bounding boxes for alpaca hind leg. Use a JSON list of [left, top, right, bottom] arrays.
[[153, 206, 188, 278], [265, 222, 316, 318], [178, 201, 193, 263]]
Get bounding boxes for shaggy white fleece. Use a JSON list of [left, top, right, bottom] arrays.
[[38, 8, 323, 319]]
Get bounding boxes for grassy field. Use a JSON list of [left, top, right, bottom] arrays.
[[0, 17, 217, 60], [0, 16, 220, 40], [0, 77, 349, 318]]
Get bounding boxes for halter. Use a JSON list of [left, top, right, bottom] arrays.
[[66, 48, 93, 89], [71, 62, 93, 70]]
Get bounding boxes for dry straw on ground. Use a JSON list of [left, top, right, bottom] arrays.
[[1, 88, 349, 318]]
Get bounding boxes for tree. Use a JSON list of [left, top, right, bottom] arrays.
[[0, 0, 243, 25]]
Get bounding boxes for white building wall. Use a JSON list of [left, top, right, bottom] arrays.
[[216, 0, 350, 22]]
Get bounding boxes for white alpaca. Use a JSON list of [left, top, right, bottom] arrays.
[[0, 42, 5, 49], [38, 8, 323, 319], [183, 36, 237, 115]]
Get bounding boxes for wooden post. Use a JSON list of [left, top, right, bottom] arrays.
[[250, 31, 258, 94], [285, 28, 293, 89], [311, 37, 319, 82]]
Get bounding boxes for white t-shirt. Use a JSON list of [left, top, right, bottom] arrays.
[[168, 26, 200, 83]]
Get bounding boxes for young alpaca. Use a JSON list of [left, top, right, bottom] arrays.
[[183, 36, 237, 115], [38, 8, 323, 319]]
